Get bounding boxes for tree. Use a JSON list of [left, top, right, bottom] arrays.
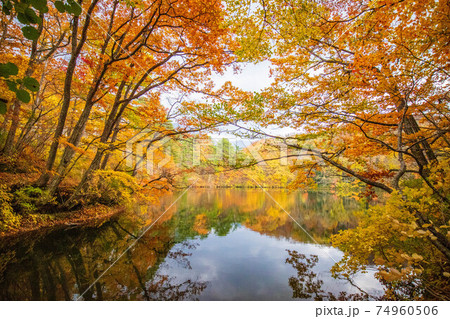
[[36, 0, 98, 185], [0, 0, 77, 154], [227, 0, 450, 298], [29, 0, 235, 198]]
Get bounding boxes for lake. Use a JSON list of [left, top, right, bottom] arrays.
[[0, 189, 383, 300]]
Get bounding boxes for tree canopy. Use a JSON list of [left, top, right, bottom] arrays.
[[1, 0, 449, 300]]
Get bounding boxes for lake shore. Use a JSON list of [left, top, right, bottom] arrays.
[[0, 205, 125, 239]]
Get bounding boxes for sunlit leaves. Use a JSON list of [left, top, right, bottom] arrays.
[[225, 0, 450, 299], [332, 159, 450, 299]]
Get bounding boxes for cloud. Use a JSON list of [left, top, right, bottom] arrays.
[[212, 61, 273, 92]]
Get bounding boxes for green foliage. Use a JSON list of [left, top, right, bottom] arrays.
[[53, 1, 65, 12], [3, 77, 34, 103], [21, 25, 40, 40], [30, 0, 47, 12], [1, 0, 45, 39], [13, 186, 50, 214], [0, 100, 6, 115], [0, 62, 19, 78], [65, 0, 82, 16], [0, 0, 44, 111], [0, 185, 20, 232], [15, 89, 31, 103], [0, 58, 38, 109], [23, 76, 39, 92], [53, 0, 82, 16]]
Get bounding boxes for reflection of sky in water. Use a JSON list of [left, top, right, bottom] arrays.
[[159, 226, 383, 300], [0, 190, 384, 300]]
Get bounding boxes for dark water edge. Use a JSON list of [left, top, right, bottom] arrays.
[[0, 189, 383, 300]]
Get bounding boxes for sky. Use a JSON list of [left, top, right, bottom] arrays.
[[160, 60, 297, 147], [209, 61, 297, 143], [211, 60, 273, 92]]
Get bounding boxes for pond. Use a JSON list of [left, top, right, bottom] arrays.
[[0, 189, 383, 300]]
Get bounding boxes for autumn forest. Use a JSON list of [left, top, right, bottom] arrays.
[[0, 0, 449, 301]]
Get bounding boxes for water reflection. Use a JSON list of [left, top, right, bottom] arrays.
[[0, 189, 381, 300], [285, 250, 368, 301]]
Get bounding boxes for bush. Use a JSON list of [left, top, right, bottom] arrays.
[[13, 186, 49, 214], [0, 185, 20, 233], [86, 170, 142, 207], [331, 160, 450, 300]]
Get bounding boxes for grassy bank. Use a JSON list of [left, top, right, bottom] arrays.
[[0, 202, 125, 238], [0, 157, 128, 237]]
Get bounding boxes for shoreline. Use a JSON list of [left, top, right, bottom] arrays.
[[0, 205, 125, 239]]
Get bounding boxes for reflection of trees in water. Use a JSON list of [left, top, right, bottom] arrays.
[[171, 189, 360, 243], [146, 275, 207, 301], [110, 242, 207, 301], [0, 190, 362, 300], [0, 216, 207, 300], [146, 242, 207, 301], [286, 250, 322, 300], [285, 250, 369, 301]]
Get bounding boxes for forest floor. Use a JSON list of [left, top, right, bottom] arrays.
[[0, 156, 125, 238]]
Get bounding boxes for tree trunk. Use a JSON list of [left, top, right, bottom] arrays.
[[2, 62, 37, 154], [37, 0, 99, 186], [100, 120, 121, 169], [65, 82, 128, 205], [47, 73, 107, 196], [396, 97, 437, 171], [2, 99, 22, 154], [0, 107, 12, 136], [15, 62, 49, 152]]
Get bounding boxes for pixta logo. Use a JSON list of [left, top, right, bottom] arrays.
[[126, 131, 326, 177], [126, 130, 172, 176]]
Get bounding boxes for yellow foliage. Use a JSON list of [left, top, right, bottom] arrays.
[[193, 214, 209, 235], [331, 177, 450, 299], [87, 170, 143, 207], [0, 185, 21, 233]]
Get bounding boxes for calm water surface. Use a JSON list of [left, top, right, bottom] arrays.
[[0, 189, 383, 300]]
